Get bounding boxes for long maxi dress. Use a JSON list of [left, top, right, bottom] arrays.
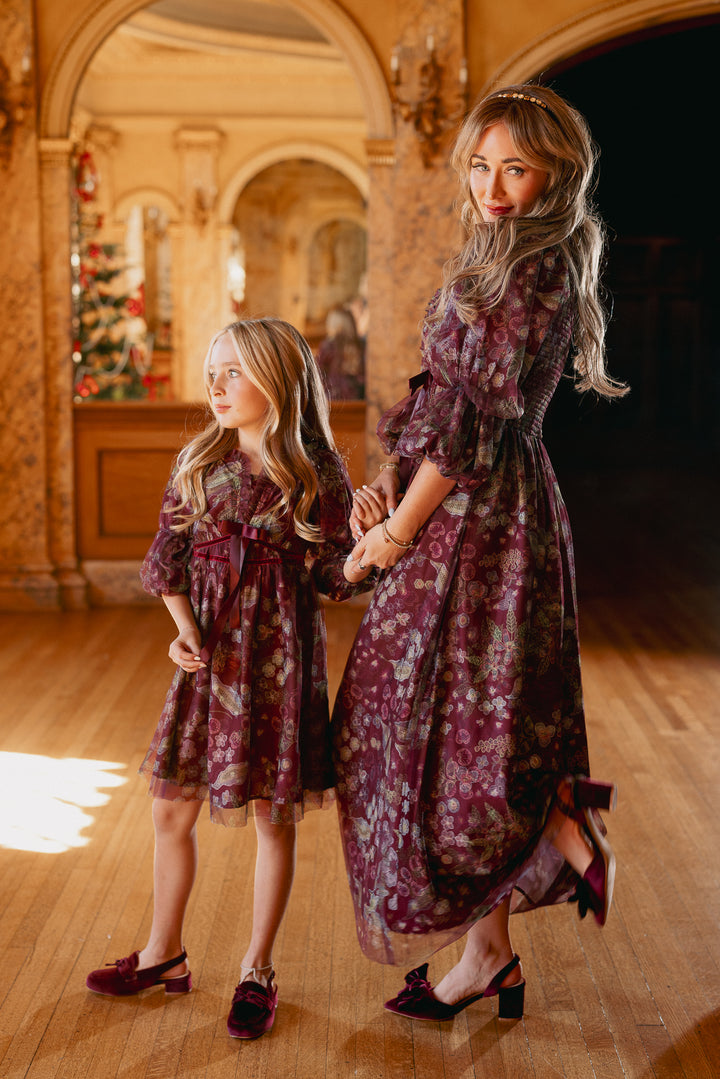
[[140, 439, 367, 828], [332, 247, 592, 965]]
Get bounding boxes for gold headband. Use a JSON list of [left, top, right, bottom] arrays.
[[493, 91, 548, 110]]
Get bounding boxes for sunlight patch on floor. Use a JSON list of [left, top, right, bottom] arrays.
[[0, 753, 128, 854]]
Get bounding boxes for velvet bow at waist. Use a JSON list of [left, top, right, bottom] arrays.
[[193, 521, 303, 663]]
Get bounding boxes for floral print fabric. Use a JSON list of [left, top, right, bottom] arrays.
[[140, 441, 366, 827], [332, 249, 591, 965]]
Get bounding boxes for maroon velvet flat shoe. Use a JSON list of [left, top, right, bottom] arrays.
[[86, 950, 191, 996], [227, 970, 278, 1039], [561, 776, 617, 927], [384, 954, 525, 1021]]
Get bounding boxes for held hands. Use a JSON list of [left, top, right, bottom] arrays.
[[349, 466, 401, 541], [344, 520, 412, 581], [169, 623, 207, 672]]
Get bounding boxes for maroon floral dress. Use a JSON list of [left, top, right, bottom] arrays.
[[332, 248, 591, 965], [140, 440, 365, 827]]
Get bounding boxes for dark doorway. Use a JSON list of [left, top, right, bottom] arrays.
[[537, 21, 720, 598]]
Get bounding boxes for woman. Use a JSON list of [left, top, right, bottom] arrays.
[[333, 84, 626, 1020]]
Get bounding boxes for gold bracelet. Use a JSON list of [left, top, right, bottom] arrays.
[[378, 462, 400, 472], [382, 517, 413, 549]]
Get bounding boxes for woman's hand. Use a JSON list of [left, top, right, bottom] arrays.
[[168, 624, 206, 672], [345, 521, 410, 577], [350, 466, 401, 539]]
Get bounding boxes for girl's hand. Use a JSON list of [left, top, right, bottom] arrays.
[[343, 550, 373, 583], [350, 466, 401, 538], [169, 625, 207, 672], [350, 484, 388, 539]]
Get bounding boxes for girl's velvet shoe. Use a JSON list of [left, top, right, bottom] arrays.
[[384, 954, 525, 1021], [86, 950, 191, 996], [227, 971, 278, 1039], [561, 776, 617, 927]]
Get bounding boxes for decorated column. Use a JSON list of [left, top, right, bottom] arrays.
[[39, 136, 88, 608], [174, 127, 224, 401], [0, 0, 59, 609], [364, 0, 466, 472]]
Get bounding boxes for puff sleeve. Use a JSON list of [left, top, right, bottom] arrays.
[[308, 445, 376, 601], [139, 472, 194, 596], [378, 248, 572, 487]]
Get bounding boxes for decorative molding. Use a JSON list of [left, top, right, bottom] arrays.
[[38, 137, 74, 168], [85, 123, 120, 154], [173, 127, 225, 151], [365, 137, 396, 167]]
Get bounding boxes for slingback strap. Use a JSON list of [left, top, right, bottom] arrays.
[[484, 954, 521, 997]]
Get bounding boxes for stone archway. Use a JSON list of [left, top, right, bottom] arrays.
[[483, 0, 720, 88], [40, 0, 393, 140], [36, 0, 392, 608], [217, 143, 368, 225]]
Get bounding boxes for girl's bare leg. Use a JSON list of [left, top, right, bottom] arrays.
[[431, 897, 522, 1005], [239, 809, 297, 983], [137, 797, 203, 977]]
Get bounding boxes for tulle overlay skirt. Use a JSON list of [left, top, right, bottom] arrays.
[[140, 560, 336, 827]]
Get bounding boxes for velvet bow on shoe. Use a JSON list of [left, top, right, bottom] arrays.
[[384, 955, 525, 1021], [86, 950, 191, 996], [226, 971, 278, 1039]]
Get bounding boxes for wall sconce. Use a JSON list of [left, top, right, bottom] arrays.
[[192, 181, 217, 229], [0, 49, 33, 168], [390, 35, 468, 168]]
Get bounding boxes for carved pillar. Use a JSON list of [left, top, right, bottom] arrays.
[[217, 222, 237, 329], [364, 1, 466, 474], [0, 0, 60, 609], [85, 123, 120, 224], [174, 127, 224, 401], [38, 136, 89, 609], [167, 222, 185, 397]]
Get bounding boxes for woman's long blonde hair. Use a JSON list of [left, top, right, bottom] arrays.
[[441, 83, 626, 398], [169, 318, 336, 539]]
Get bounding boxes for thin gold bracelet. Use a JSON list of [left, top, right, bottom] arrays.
[[382, 517, 413, 549], [378, 462, 400, 472]]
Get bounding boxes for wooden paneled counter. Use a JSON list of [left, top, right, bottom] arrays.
[[74, 400, 366, 561]]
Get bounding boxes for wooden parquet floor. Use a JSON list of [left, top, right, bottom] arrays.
[[0, 570, 719, 1077]]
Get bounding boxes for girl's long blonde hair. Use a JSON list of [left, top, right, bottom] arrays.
[[169, 318, 336, 540], [441, 83, 627, 398]]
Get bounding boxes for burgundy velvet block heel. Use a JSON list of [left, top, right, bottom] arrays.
[[162, 971, 192, 994], [86, 950, 191, 996]]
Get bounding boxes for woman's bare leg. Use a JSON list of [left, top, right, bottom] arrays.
[[431, 897, 522, 1005], [545, 779, 595, 876]]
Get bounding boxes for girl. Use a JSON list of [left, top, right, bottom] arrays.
[[87, 317, 370, 1040], [334, 84, 627, 1020]]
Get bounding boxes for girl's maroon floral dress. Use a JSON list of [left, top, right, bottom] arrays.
[[333, 248, 592, 965], [140, 440, 363, 827]]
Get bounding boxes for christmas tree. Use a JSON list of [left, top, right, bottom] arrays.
[[71, 149, 150, 401]]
